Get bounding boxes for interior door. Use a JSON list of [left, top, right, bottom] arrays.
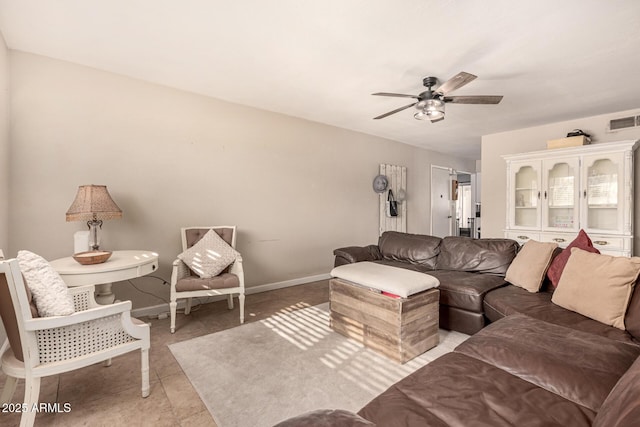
[[431, 166, 454, 237]]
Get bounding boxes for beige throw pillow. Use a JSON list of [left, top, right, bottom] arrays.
[[552, 248, 640, 330], [505, 240, 558, 293], [177, 229, 240, 278]]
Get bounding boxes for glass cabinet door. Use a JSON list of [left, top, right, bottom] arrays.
[[581, 153, 624, 233], [511, 161, 541, 229], [542, 158, 579, 232]]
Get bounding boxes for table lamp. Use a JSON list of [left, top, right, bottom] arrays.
[[66, 185, 122, 257]]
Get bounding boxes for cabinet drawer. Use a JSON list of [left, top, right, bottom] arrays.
[[539, 233, 574, 247], [588, 236, 626, 252], [505, 231, 540, 245], [138, 260, 159, 277]]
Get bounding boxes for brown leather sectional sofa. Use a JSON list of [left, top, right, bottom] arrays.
[[276, 231, 640, 426], [333, 231, 520, 335], [356, 312, 640, 426]]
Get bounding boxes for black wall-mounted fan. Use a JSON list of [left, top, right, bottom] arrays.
[[372, 72, 502, 122]]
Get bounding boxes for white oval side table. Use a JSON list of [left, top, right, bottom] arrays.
[[50, 250, 159, 304]]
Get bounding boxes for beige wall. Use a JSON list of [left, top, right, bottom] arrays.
[[482, 108, 640, 250], [0, 33, 8, 346], [8, 51, 473, 308], [0, 33, 8, 253]]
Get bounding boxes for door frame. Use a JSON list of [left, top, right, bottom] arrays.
[[431, 166, 476, 237], [430, 165, 455, 237]]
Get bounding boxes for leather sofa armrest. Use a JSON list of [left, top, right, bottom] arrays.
[[333, 245, 381, 267], [273, 409, 376, 426]]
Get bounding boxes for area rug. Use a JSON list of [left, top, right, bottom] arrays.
[[169, 302, 469, 427]]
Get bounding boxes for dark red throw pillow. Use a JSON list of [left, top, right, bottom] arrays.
[[547, 229, 600, 289]]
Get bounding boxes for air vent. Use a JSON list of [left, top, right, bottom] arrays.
[[608, 116, 637, 131]]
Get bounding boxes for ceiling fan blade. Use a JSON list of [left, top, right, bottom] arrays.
[[372, 92, 419, 99], [431, 116, 445, 123], [443, 95, 503, 104], [435, 72, 477, 96], [373, 102, 417, 120]]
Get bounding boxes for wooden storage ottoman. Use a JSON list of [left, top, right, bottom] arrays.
[[329, 262, 440, 364]]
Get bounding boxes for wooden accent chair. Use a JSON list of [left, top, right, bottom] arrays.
[[170, 226, 245, 333], [0, 258, 150, 427]]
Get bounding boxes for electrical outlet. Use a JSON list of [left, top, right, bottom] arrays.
[[0, 249, 4, 260], [157, 312, 168, 320]]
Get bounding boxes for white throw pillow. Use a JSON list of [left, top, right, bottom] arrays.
[[178, 229, 240, 278], [17, 250, 75, 317]]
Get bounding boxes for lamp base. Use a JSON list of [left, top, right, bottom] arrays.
[[72, 250, 112, 265], [87, 219, 103, 251]]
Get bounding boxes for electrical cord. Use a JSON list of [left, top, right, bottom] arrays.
[[126, 276, 206, 314], [127, 279, 169, 304]]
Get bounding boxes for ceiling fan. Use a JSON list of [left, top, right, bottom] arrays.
[[372, 71, 503, 122]]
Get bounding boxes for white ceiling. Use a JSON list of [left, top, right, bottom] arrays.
[[1, 1, 639, 158]]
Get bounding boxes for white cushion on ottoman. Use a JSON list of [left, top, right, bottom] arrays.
[[330, 262, 439, 298]]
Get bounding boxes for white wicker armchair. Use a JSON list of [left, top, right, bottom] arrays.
[[0, 258, 150, 427]]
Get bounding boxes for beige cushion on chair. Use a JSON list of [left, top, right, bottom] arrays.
[[176, 272, 240, 292]]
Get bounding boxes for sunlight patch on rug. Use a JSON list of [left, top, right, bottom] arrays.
[[169, 302, 468, 427]]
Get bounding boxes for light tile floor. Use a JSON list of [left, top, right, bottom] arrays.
[[0, 280, 329, 426]]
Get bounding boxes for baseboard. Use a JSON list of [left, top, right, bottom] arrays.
[[131, 272, 331, 318]]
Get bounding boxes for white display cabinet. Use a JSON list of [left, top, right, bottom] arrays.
[[503, 140, 638, 256]]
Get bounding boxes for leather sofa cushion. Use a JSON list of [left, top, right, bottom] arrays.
[[484, 285, 637, 344], [377, 232, 441, 268], [274, 409, 375, 427], [625, 283, 640, 340], [435, 236, 519, 275], [455, 314, 640, 412], [593, 355, 640, 427], [427, 270, 506, 312], [439, 305, 486, 335], [373, 259, 433, 273], [358, 352, 595, 427], [333, 245, 381, 266]]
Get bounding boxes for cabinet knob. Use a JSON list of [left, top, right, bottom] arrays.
[[544, 191, 547, 199], [593, 240, 608, 245], [584, 190, 587, 198], [517, 235, 529, 240], [537, 191, 541, 199], [552, 238, 565, 243]]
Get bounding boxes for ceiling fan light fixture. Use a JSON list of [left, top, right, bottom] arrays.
[[414, 99, 445, 120], [416, 99, 428, 109], [414, 110, 429, 120], [425, 99, 445, 117]]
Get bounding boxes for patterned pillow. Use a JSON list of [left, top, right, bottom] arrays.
[[17, 250, 75, 317], [178, 229, 240, 278], [546, 229, 600, 289]]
